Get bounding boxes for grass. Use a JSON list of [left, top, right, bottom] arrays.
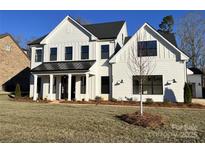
[[0, 95, 205, 143]]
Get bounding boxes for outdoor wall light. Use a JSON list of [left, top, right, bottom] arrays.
[[166, 79, 177, 85], [115, 80, 124, 85]]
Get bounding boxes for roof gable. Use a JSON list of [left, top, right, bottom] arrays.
[[40, 16, 97, 44], [0, 33, 29, 60], [110, 23, 189, 63], [28, 19, 125, 45]]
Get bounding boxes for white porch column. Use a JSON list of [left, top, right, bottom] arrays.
[[58, 78, 62, 100], [49, 74, 53, 100], [85, 73, 89, 101], [33, 74, 38, 101], [68, 74, 72, 101]]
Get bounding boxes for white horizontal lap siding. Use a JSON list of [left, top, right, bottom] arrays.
[[112, 26, 185, 102]]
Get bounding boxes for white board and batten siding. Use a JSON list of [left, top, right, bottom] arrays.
[[111, 25, 187, 102]]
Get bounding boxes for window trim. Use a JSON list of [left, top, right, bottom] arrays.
[[101, 76, 110, 94], [35, 49, 43, 62], [65, 46, 73, 60], [137, 40, 157, 57], [50, 47, 57, 61], [101, 44, 110, 59], [133, 75, 163, 95], [81, 45, 89, 60]]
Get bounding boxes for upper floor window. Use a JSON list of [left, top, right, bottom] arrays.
[[35, 49, 42, 62], [138, 41, 157, 57], [50, 48, 57, 61], [65, 47, 73, 60], [133, 75, 163, 95], [101, 45, 109, 59], [81, 45, 89, 60]]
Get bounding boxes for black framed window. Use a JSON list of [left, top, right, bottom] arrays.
[[138, 41, 157, 57], [65, 47, 73, 60], [50, 48, 57, 61], [35, 49, 42, 62], [81, 46, 89, 59], [80, 76, 86, 94], [101, 76, 110, 94], [101, 45, 109, 59], [37, 77, 41, 93], [133, 75, 163, 95]]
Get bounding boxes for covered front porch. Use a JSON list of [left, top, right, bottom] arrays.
[[30, 60, 96, 101], [32, 72, 94, 101]]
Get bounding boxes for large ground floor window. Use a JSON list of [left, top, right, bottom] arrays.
[[133, 75, 163, 95]]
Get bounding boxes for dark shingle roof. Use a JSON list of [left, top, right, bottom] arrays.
[[28, 21, 125, 45], [82, 21, 125, 39], [27, 34, 47, 45], [31, 60, 96, 72], [158, 32, 178, 47], [124, 36, 132, 45], [0, 33, 10, 39], [189, 67, 203, 74]]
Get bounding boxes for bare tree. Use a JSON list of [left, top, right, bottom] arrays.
[[127, 35, 156, 115], [177, 11, 205, 69]]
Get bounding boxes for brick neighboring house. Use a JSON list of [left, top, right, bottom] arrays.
[[0, 33, 30, 93]]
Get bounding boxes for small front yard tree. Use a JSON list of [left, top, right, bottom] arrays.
[[127, 36, 156, 116]]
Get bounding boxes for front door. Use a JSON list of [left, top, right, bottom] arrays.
[[71, 76, 76, 100], [61, 76, 68, 99]]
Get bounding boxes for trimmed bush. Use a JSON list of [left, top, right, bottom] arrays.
[[145, 98, 153, 104], [184, 83, 192, 104], [15, 83, 21, 98], [95, 96, 102, 102]]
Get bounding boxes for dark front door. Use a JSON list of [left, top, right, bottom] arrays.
[[61, 76, 68, 99], [71, 76, 76, 100]]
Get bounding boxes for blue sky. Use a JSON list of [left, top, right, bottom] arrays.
[[0, 10, 202, 47]]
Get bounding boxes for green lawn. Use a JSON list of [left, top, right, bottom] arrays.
[[0, 95, 205, 143]]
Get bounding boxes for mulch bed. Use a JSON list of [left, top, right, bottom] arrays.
[[60, 100, 205, 109], [13, 97, 51, 103], [11, 96, 205, 109], [117, 112, 167, 129]]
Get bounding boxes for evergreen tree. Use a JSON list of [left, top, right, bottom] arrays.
[[158, 15, 174, 34]]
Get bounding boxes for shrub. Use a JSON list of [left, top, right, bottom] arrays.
[[145, 98, 153, 104], [95, 96, 102, 102], [184, 83, 192, 104], [110, 98, 117, 102], [15, 83, 21, 98], [164, 99, 171, 104]]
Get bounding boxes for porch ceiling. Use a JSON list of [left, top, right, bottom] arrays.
[[31, 60, 96, 73]]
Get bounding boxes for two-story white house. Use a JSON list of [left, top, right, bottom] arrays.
[[29, 16, 189, 102]]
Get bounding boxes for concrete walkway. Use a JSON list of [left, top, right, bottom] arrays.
[[192, 98, 205, 106]]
